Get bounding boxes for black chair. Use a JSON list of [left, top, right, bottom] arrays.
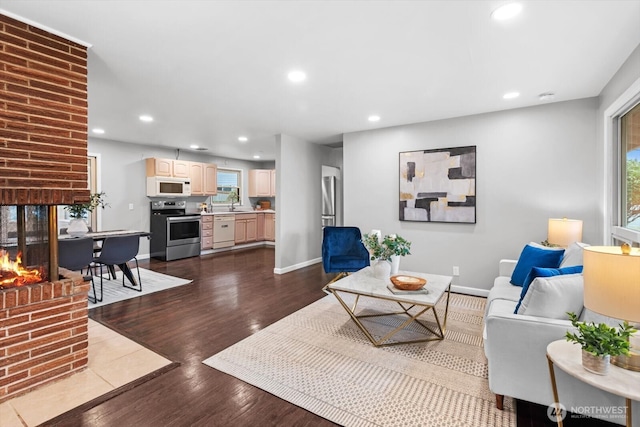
[[60, 226, 103, 255], [92, 234, 142, 299], [58, 237, 99, 303], [321, 226, 370, 283]]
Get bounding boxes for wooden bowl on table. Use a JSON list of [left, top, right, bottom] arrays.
[[390, 275, 426, 291]]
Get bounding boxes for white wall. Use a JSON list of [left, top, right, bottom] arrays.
[[88, 137, 264, 256], [274, 134, 341, 272], [343, 98, 599, 294]]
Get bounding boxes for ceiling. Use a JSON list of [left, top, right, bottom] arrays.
[[1, 1, 639, 161]]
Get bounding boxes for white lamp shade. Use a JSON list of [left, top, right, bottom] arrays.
[[583, 246, 640, 323], [547, 218, 583, 247]]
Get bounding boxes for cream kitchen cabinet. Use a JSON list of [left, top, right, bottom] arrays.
[[146, 158, 190, 178], [248, 169, 276, 197], [234, 213, 257, 244], [190, 162, 217, 196], [256, 213, 265, 241], [264, 213, 275, 241], [201, 215, 213, 249]]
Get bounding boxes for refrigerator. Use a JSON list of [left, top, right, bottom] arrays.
[[322, 176, 336, 227]]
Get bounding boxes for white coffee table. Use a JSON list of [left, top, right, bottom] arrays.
[[323, 267, 453, 347]]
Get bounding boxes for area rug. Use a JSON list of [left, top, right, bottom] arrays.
[[88, 268, 192, 309], [202, 292, 515, 427]]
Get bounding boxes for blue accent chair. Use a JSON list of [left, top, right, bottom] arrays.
[[322, 226, 370, 283]]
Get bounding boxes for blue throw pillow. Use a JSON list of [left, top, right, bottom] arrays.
[[514, 265, 583, 313], [510, 243, 565, 287]]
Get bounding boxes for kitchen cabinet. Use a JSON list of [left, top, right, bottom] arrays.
[[203, 163, 217, 194], [248, 169, 276, 197], [265, 213, 275, 241], [201, 215, 213, 249], [190, 162, 217, 196], [146, 158, 190, 178], [256, 213, 265, 241], [234, 213, 257, 244], [270, 169, 276, 196], [172, 160, 190, 178]]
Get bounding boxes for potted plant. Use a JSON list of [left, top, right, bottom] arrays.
[[64, 192, 109, 237], [227, 189, 239, 211], [362, 233, 411, 277], [565, 312, 636, 375]]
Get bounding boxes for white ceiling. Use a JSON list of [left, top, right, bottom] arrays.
[[1, 1, 639, 161]]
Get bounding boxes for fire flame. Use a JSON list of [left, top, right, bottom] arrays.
[[0, 249, 43, 289]]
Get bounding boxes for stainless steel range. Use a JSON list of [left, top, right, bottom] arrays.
[[150, 200, 201, 261]]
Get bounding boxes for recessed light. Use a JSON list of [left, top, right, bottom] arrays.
[[92, 128, 105, 134], [491, 3, 522, 21], [139, 115, 154, 122], [238, 136, 248, 142], [539, 92, 555, 102], [253, 155, 261, 159], [287, 70, 307, 83], [503, 92, 520, 100], [368, 115, 381, 122], [190, 144, 199, 149]]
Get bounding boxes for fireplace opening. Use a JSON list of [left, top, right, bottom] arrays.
[[0, 205, 51, 289]]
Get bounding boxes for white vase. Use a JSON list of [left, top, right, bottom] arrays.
[[581, 350, 610, 375], [390, 255, 401, 275], [373, 259, 391, 280], [67, 218, 89, 237]]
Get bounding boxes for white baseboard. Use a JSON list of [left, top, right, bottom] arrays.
[[274, 257, 322, 275], [451, 285, 489, 297]]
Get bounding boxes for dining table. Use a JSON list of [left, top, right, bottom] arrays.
[[59, 229, 151, 286]]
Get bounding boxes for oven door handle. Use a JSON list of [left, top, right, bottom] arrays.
[[168, 216, 201, 222]]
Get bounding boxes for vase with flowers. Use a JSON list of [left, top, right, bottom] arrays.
[[362, 232, 411, 278], [64, 192, 109, 237]]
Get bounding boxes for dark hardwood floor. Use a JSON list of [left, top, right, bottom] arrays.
[[47, 247, 615, 427]]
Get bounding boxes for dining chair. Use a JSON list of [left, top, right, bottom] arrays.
[[60, 226, 102, 254], [58, 237, 99, 303], [92, 234, 142, 296]]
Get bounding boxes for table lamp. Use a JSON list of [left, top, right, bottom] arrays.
[[583, 245, 640, 371], [547, 218, 583, 247]]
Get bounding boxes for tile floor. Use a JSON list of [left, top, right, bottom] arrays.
[[0, 319, 172, 427]]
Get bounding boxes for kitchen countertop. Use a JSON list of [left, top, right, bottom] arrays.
[[199, 210, 275, 216]]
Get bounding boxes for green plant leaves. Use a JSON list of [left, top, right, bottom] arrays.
[[565, 311, 636, 356]]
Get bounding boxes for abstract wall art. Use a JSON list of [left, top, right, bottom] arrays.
[[399, 146, 476, 223]]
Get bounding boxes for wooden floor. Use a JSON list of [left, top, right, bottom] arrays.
[[48, 247, 614, 427]]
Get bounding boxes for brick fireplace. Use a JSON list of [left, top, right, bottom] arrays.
[[0, 13, 91, 402]]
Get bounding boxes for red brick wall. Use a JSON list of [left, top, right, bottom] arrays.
[[0, 270, 89, 402], [0, 13, 90, 205]]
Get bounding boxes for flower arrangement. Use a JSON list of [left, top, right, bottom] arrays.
[[64, 192, 109, 219], [362, 233, 411, 261]]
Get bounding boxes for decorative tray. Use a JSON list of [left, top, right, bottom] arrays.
[[390, 275, 426, 291]]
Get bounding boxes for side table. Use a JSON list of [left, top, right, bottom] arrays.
[[546, 340, 640, 427]]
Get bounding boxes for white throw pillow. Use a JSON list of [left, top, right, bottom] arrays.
[[559, 241, 590, 268], [516, 273, 584, 319]]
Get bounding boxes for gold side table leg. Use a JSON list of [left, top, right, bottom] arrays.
[[547, 356, 563, 427], [626, 397, 631, 427]]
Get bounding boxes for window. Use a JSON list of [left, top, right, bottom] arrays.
[[211, 168, 242, 205], [57, 156, 98, 231], [620, 102, 640, 232], [608, 79, 640, 246]]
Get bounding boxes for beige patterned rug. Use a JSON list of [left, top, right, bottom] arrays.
[[203, 292, 515, 427]]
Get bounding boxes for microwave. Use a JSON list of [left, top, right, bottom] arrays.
[[147, 176, 192, 197]]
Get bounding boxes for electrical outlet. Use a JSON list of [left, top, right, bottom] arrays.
[[129, 203, 134, 210], [453, 266, 460, 276]]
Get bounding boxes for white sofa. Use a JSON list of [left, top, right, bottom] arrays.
[[483, 256, 638, 426]]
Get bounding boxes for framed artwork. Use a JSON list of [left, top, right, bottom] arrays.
[[399, 146, 476, 223]]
